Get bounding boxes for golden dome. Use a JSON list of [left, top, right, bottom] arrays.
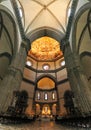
[[28, 36, 63, 60]]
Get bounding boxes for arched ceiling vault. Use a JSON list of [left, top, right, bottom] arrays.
[[15, 0, 72, 61], [18, 0, 71, 35]]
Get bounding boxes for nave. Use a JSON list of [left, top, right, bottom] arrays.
[[0, 1, 91, 129]]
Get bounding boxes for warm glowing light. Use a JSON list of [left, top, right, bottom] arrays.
[[28, 36, 63, 60], [42, 105, 51, 115], [44, 93, 48, 100], [52, 92, 55, 100], [38, 77, 55, 90]]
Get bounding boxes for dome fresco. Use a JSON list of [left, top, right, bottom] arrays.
[[28, 36, 63, 60], [37, 77, 55, 90]]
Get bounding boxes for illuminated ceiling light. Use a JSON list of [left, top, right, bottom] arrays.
[[61, 60, 65, 66], [26, 60, 32, 66]]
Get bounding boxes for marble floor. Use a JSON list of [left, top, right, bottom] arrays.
[[0, 120, 90, 130]]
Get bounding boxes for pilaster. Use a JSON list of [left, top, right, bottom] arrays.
[[0, 40, 29, 113], [64, 42, 91, 116]]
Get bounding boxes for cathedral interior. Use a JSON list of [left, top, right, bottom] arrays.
[[0, 0, 91, 129]]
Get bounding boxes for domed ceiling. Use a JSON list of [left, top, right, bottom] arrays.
[[28, 36, 63, 60], [18, 0, 71, 34], [38, 77, 55, 90]]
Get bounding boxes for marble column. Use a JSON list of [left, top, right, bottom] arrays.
[[0, 40, 29, 113], [63, 42, 91, 116]]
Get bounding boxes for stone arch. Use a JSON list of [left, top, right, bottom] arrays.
[[0, 5, 18, 80], [36, 74, 57, 90], [72, 3, 91, 53], [27, 27, 64, 44], [0, 5, 18, 54], [67, 2, 91, 115], [72, 2, 91, 83]]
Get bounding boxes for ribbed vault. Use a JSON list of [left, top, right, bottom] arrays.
[[18, 0, 71, 34]]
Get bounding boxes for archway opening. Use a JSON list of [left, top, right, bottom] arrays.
[[0, 9, 17, 82], [34, 77, 58, 119]]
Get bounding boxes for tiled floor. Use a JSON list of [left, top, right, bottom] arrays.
[[0, 121, 90, 130]]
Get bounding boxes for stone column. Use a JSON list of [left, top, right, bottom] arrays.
[[0, 40, 29, 113], [64, 42, 91, 116]]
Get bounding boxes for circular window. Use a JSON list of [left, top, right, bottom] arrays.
[[43, 64, 50, 70], [26, 60, 32, 67], [60, 60, 65, 67]]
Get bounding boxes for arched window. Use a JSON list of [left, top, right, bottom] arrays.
[[44, 93, 48, 100], [37, 92, 40, 100], [52, 92, 55, 100]]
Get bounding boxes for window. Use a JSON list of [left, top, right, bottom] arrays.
[[26, 60, 32, 67], [43, 64, 50, 70], [37, 92, 40, 100], [44, 93, 48, 100], [60, 60, 65, 67], [61, 60, 65, 66], [52, 92, 55, 100]]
